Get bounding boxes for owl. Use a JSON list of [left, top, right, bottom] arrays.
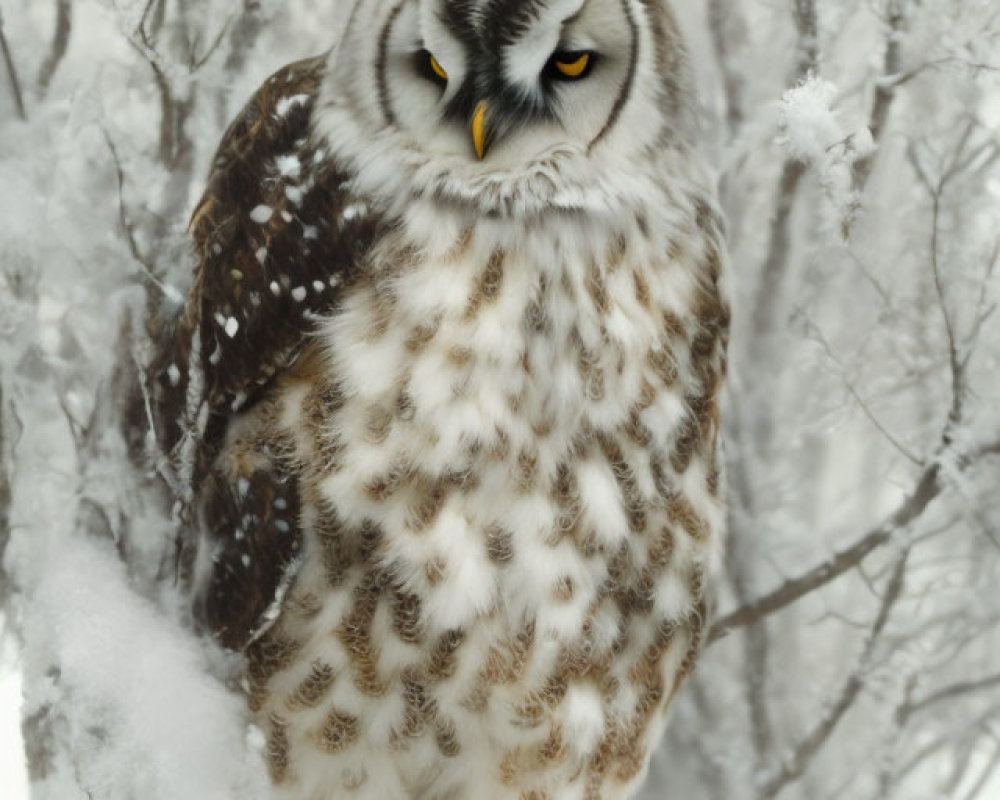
[[139, 0, 729, 798]]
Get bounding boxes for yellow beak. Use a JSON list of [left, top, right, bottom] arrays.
[[472, 101, 488, 160]]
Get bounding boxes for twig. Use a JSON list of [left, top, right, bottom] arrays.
[[189, 17, 233, 71], [961, 240, 999, 369], [880, 56, 1000, 90], [101, 128, 174, 299], [37, 0, 72, 97], [0, 383, 13, 608], [0, 7, 26, 120], [851, 2, 905, 197], [901, 672, 1000, 723], [890, 706, 1000, 787], [756, 551, 910, 798], [709, 464, 939, 642], [904, 127, 995, 440], [962, 740, 1000, 800], [127, 35, 179, 167], [747, 0, 818, 355], [804, 316, 923, 465], [707, 0, 747, 136]]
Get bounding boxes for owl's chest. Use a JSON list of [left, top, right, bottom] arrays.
[[312, 212, 700, 474], [254, 212, 726, 797], [277, 214, 716, 629]]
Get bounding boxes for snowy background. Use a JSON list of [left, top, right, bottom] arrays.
[[1, 1, 999, 798]]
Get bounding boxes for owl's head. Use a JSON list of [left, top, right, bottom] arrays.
[[315, 0, 699, 216]]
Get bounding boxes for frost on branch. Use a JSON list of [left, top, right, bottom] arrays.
[[777, 76, 875, 238]]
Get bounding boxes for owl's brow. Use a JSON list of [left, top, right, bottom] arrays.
[[437, 0, 585, 49], [377, 0, 408, 126], [436, 0, 479, 45], [587, 0, 637, 152]]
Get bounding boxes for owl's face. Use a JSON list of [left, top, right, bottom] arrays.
[[318, 0, 694, 215]]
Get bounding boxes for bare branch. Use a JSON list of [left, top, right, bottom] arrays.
[[851, 2, 905, 196], [962, 740, 1000, 800], [707, 0, 747, 135], [0, 7, 26, 121], [709, 464, 939, 642], [926, 168, 964, 436], [189, 17, 233, 71], [127, 35, 179, 167], [961, 240, 1000, 369], [804, 316, 923, 465], [881, 55, 1000, 90], [756, 551, 910, 798], [0, 381, 13, 609], [891, 705, 1000, 787], [746, 0, 818, 353], [101, 128, 177, 301], [37, 0, 73, 97], [792, 0, 819, 78], [138, 0, 165, 46], [902, 672, 1000, 723]]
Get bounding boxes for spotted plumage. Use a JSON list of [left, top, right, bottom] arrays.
[[136, 0, 729, 797]]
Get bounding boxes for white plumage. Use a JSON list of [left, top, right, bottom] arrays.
[[143, 0, 730, 797]]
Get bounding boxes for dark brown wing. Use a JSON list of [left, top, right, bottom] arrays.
[[137, 56, 381, 648], [151, 55, 379, 458]]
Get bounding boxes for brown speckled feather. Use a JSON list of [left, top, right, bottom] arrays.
[[139, 56, 382, 648]]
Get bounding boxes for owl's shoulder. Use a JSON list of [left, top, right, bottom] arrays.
[[189, 54, 328, 253], [187, 55, 339, 404], [155, 55, 380, 431]]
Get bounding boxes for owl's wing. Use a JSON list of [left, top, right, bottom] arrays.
[[152, 55, 378, 451], [139, 56, 379, 648]]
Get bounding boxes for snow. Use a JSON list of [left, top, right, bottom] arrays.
[[776, 75, 880, 237], [778, 77, 843, 164], [249, 205, 274, 224], [274, 155, 301, 179], [341, 202, 366, 221], [274, 94, 310, 118], [0, 630, 28, 800], [15, 538, 270, 800]]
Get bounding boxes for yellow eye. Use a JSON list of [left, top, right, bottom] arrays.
[[429, 53, 448, 81], [553, 52, 591, 79]]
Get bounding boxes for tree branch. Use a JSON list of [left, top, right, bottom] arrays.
[[901, 672, 1000, 723], [0, 7, 26, 121], [851, 2, 905, 196], [747, 0, 819, 356], [709, 464, 940, 642], [36, 0, 72, 97], [803, 316, 923, 465], [756, 551, 910, 798]]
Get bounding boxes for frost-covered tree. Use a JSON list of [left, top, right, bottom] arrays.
[[1, 1, 998, 799]]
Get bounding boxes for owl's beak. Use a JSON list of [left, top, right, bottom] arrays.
[[471, 101, 488, 160]]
